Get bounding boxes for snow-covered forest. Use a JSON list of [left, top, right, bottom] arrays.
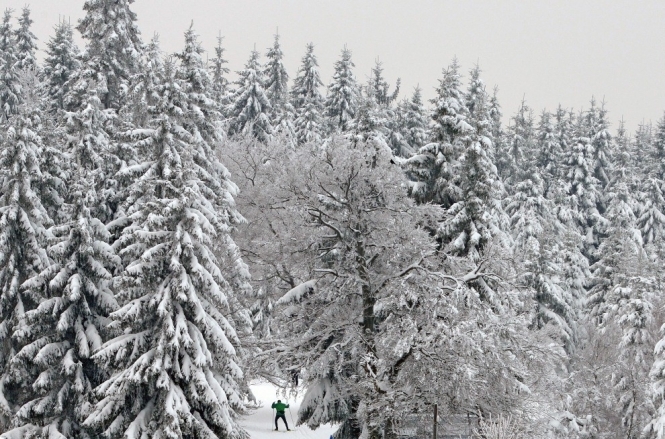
[[0, 1, 664, 439]]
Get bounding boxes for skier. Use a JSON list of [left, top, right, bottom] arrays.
[[272, 399, 291, 431]]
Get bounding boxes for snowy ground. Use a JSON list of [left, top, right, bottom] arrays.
[[240, 382, 337, 439]]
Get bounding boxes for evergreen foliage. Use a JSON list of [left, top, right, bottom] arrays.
[[325, 47, 358, 132], [228, 49, 273, 142], [290, 44, 325, 145], [42, 21, 80, 112], [399, 86, 429, 152], [13, 7, 37, 72], [0, 106, 53, 431], [0, 9, 19, 119], [84, 60, 250, 438], [68, 0, 143, 111], [209, 35, 230, 108]]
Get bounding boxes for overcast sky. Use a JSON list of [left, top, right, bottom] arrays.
[[6, 0, 665, 132]]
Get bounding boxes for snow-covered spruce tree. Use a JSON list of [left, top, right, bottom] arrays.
[[609, 275, 656, 439], [369, 59, 400, 108], [228, 48, 273, 142], [588, 100, 613, 191], [0, 103, 54, 431], [505, 160, 580, 351], [633, 121, 653, 178], [405, 58, 468, 207], [42, 20, 80, 113], [613, 119, 641, 194], [66, 0, 143, 111], [587, 180, 644, 325], [290, 43, 325, 145], [646, 314, 665, 439], [0, 9, 19, 120], [429, 57, 468, 146], [175, 25, 221, 146], [347, 88, 390, 151], [488, 86, 503, 143], [209, 35, 230, 109], [124, 34, 163, 129], [366, 61, 407, 157], [5, 171, 119, 437], [2, 83, 119, 437], [637, 177, 665, 250], [464, 65, 495, 161], [399, 86, 429, 152], [653, 114, 665, 181], [437, 106, 506, 259], [566, 115, 605, 258], [263, 34, 295, 144], [13, 6, 37, 72], [325, 46, 358, 132], [499, 99, 535, 190], [290, 43, 323, 112], [264, 33, 289, 115], [535, 110, 562, 196], [464, 65, 489, 129], [83, 60, 250, 439]]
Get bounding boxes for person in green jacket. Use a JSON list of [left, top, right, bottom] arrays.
[[271, 399, 290, 431]]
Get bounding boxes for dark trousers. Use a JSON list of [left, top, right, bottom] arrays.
[[275, 413, 289, 430]]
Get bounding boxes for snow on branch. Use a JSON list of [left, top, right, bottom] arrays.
[[276, 280, 317, 306]]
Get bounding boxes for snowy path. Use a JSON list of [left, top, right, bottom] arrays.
[[240, 382, 337, 439]]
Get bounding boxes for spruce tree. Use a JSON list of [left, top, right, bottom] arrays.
[[228, 48, 272, 141], [438, 117, 505, 259], [488, 86, 503, 142], [67, 0, 143, 111], [325, 46, 358, 132], [369, 59, 400, 107], [0, 9, 19, 120], [464, 65, 494, 159], [175, 25, 220, 146], [587, 181, 644, 326], [535, 110, 562, 195], [14, 7, 37, 72], [647, 323, 665, 439], [405, 58, 468, 207], [209, 35, 230, 108], [366, 60, 405, 156], [125, 34, 163, 129], [347, 89, 389, 149], [430, 57, 468, 146], [499, 99, 535, 189], [590, 100, 613, 191], [400, 86, 429, 152], [8, 172, 119, 439], [0, 105, 53, 431], [264, 33, 289, 115], [84, 60, 250, 439], [42, 21, 80, 112], [290, 43, 324, 112], [637, 178, 665, 248], [506, 159, 580, 350], [566, 114, 604, 257], [653, 113, 665, 181], [613, 119, 639, 192], [291, 43, 325, 145], [633, 121, 653, 177]]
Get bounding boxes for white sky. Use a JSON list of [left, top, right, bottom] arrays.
[[7, 0, 665, 133]]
